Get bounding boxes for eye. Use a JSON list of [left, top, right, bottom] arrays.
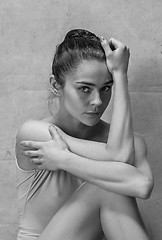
[[79, 86, 92, 93], [101, 86, 111, 92]]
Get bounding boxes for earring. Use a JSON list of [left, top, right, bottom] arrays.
[[51, 87, 58, 95], [48, 94, 60, 116], [50, 75, 61, 97], [51, 82, 61, 97]]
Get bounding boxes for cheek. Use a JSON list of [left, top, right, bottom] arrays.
[[65, 86, 89, 103], [101, 91, 112, 107], [63, 89, 85, 111]]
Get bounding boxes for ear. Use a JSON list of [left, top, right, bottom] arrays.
[[50, 75, 62, 97]]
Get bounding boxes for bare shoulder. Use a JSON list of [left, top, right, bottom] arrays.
[[16, 119, 52, 170], [16, 119, 53, 142]]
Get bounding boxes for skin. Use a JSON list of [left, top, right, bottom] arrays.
[[51, 59, 113, 136], [16, 37, 153, 240]]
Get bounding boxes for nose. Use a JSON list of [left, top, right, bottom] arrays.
[[90, 90, 102, 107]]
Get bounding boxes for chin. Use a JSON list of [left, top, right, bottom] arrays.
[[82, 113, 103, 127], [82, 118, 100, 127]]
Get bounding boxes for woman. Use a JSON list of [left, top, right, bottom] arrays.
[[15, 29, 153, 240]]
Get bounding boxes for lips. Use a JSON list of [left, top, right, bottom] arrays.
[[86, 112, 100, 114], [85, 111, 101, 115]]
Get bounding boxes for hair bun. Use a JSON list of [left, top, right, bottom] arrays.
[[64, 29, 99, 41]]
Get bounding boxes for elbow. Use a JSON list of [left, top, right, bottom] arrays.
[[136, 176, 154, 199]]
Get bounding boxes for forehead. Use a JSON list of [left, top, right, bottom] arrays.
[[76, 60, 109, 80], [66, 60, 111, 84]]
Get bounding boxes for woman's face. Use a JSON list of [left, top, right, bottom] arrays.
[[59, 60, 113, 126]]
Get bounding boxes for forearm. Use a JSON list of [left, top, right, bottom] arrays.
[[107, 72, 134, 162], [61, 151, 146, 198], [60, 134, 115, 161], [108, 73, 134, 147]]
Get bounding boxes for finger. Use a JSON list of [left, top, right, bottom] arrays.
[[48, 125, 55, 139], [49, 125, 60, 139], [20, 140, 42, 149], [108, 38, 125, 50], [30, 157, 43, 164], [100, 36, 112, 56], [55, 128, 67, 146], [24, 149, 41, 157], [49, 125, 62, 142]]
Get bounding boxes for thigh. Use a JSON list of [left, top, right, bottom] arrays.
[[38, 182, 104, 240], [99, 189, 149, 240], [38, 182, 149, 240]]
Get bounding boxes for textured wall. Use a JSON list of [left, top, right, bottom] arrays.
[[0, 0, 161, 239]]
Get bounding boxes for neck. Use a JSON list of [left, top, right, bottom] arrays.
[[53, 111, 96, 140]]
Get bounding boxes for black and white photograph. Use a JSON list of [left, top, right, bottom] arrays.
[[0, 1, 161, 239]]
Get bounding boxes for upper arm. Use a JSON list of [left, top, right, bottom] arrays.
[[15, 120, 52, 170], [134, 132, 153, 183]]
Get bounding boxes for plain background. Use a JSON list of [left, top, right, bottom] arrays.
[[0, 0, 162, 239]]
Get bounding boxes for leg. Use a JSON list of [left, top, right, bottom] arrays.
[[38, 182, 104, 240], [38, 182, 149, 240], [99, 189, 149, 240]]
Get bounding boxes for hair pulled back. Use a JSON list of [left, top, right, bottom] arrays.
[[52, 29, 106, 87]]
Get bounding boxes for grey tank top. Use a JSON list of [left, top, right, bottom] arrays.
[[16, 158, 84, 240]]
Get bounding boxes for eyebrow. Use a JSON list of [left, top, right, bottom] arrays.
[[75, 80, 113, 86]]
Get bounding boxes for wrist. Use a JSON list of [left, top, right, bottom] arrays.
[[112, 72, 129, 91], [58, 149, 72, 170], [112, 71, 128, 83]]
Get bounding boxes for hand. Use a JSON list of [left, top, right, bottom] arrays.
[[101, 37, 130, 77], [20, 125, 69, 171]]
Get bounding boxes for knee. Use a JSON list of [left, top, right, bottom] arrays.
[[83, 182, 128, 208], [83, 182, 116, 207]]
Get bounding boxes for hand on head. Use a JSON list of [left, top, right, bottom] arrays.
[[100, 37, 130, 77]]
